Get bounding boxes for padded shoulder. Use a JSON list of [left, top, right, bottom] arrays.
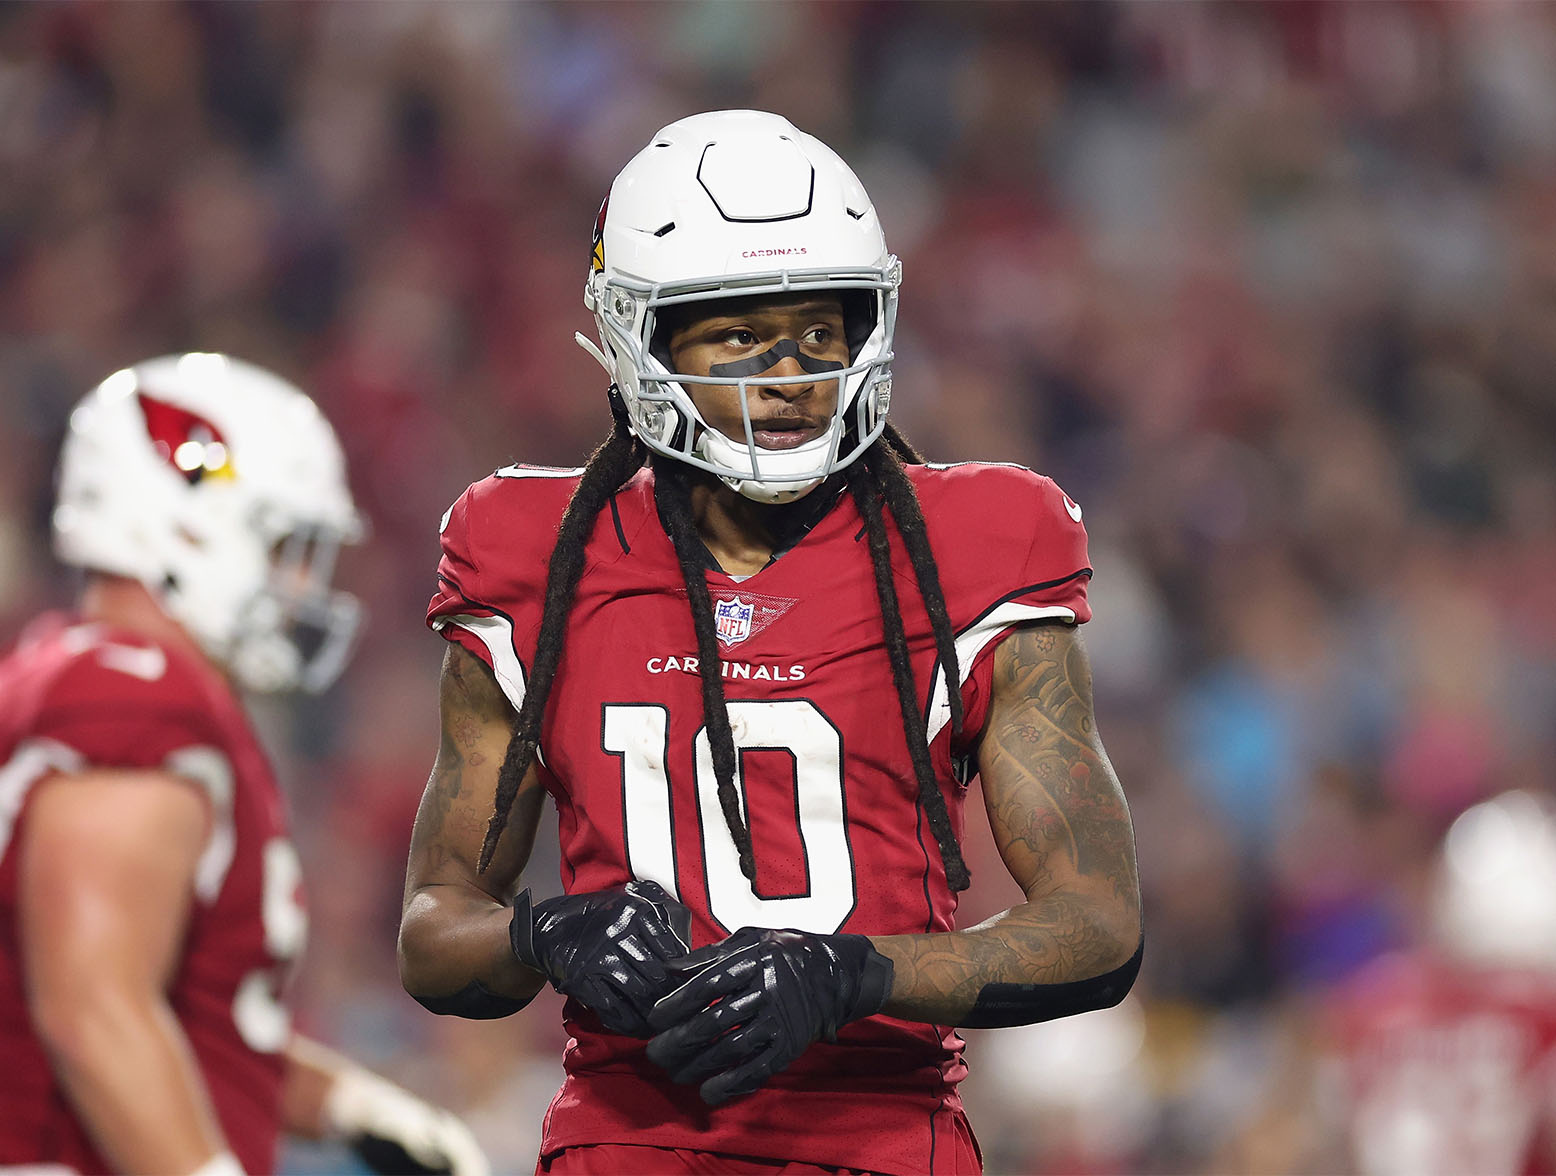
[[905, 463, 1095, 747], [28, 626, 227, 769], [427, 467, 591, 715], [907, 461, 1092, 625], [432, 468, 583, 615]]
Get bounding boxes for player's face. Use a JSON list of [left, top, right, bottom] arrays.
[[665, 293, 849, 452]]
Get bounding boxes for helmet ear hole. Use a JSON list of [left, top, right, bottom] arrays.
[[840, 290, 876, 362], [648, 304, 684, 371]]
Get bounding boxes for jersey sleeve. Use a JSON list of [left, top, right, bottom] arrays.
[[426, 470, 573, 715], [15, 635, 252, 905], [30, 651, 227, 772], [914, 463, 1094, 750]]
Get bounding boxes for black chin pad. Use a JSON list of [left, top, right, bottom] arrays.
[[707, 339, 845, 380]]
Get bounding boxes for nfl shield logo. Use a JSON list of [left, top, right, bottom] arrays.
[[714, 597, 755, 646]]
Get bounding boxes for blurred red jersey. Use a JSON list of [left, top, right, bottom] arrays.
[[1325, 952, 1556, 1176], [428, 461, 1092, 1175], [0, 616, 303, 1175]]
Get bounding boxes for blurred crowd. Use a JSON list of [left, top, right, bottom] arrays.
[[3, 2, 1555, 1172]]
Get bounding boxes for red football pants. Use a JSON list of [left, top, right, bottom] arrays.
[[538, 1122, 982, 1176]]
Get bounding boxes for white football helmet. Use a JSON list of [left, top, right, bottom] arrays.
[[53, 353, 365, 693], [1430, 790, 1556, 970], [577, 109, 900, 503]]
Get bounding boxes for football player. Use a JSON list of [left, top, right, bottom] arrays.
[[1319, 790, 1556, 1176], [0, 355, 487, 1176], [399, 110, 1143, 1174]]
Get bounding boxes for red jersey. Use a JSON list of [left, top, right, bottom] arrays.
[[1323, 952, 1556, 1176], [0, 616, 304, 1176], [428, 461, 1091, 1175]]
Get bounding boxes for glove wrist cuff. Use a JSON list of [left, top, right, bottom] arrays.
[[841, 934, 893, 1024], [508, 888, 542, 972]]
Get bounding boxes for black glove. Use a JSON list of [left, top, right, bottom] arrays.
[[645, 926, 893, 1106], [350, 1134, 462, 1176], [510, 880, 692, 1037]]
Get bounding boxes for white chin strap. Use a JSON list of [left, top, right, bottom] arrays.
[[696, 420, 842, 504]]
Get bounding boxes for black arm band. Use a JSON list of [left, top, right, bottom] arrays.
[[412, 979, 533, 1020], [960, 936, 1143, 1030]]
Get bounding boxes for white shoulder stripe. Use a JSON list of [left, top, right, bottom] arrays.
[[164, 746, 236, 903], [435, 612, 544, 766], [435, 613, 528, 714], [494, 464, 585, 479], [924, 460, 1033, 472], [97, 643, 168, 682], [0, 737, 240, 904], [925, 603, 1077, 745], [0, 738, 85, 860]]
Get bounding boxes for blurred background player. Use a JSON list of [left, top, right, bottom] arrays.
[[0, 355, 487, 1176], [399, 110, 1141, 1174], [1215, 790, 1556, 1176], [1317, 790, 1556, 1176]]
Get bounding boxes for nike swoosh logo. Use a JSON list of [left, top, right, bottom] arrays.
[[97, 644, 168, 682], [1062, 494, 1083, 523]]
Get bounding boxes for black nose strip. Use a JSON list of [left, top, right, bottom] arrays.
[[707, 338, 845, 380]]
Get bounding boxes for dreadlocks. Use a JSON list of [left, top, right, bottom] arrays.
[[652, 458, 757, 882], [478, 419, 972, 892], [850, 428, 968, 891], [477, 419, 644, 871]]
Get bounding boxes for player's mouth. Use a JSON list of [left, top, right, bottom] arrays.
[[749, 418, 823, 449]]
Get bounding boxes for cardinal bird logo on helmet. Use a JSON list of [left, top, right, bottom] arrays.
[[137, 392, 236, 484], [590, 195, 608, 274]]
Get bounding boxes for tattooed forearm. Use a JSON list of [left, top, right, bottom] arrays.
[[880, 895, 1129, 1019], [870, 623, 1142, 1027], [399, 642, 546, 1004]]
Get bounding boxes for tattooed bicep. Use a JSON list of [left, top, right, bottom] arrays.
[[990, 622, 1095, 740], [410, 643, 526, 892], [439, 641, 517, 728], [978, 622, 1137, 905]]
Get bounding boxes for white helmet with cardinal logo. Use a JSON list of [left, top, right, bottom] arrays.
[[53, 353, 365, 693]]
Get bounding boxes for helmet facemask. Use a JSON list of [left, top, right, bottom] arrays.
[[225, 521, 363, 695], [590, 273, 898, 503]]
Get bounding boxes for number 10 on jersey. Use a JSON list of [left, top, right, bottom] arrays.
[[602, 699, 856, 935]]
